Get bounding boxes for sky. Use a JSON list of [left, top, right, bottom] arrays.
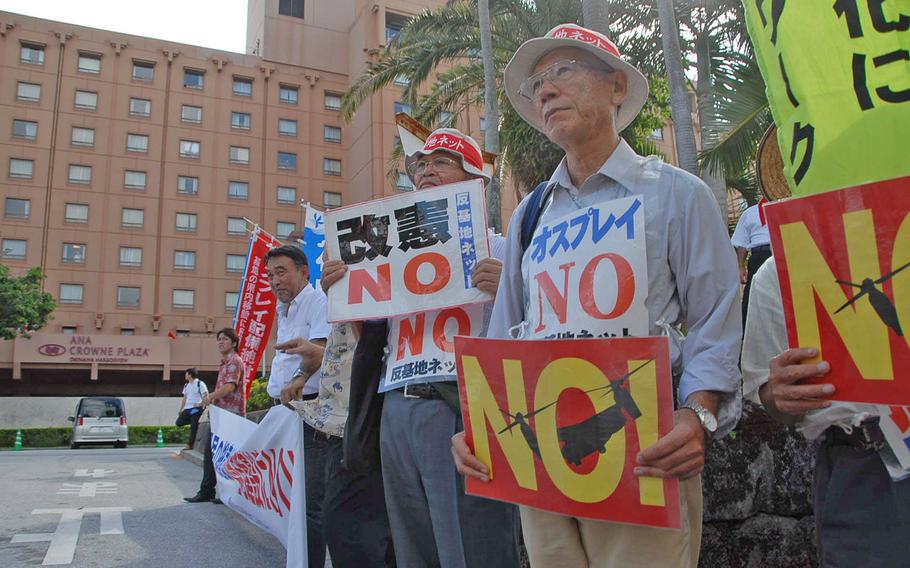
[[0, 0, 249, 53]]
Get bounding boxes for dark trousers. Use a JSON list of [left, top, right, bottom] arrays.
[[176, 408, 202, 447], [815, 432, 910, 567], [199, 431, 216, 498], [305, 422, 395, 568], [742, 244, 772, 327]]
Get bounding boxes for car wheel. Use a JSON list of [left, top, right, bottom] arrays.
[[114, 441, 127, 448], [70, 442, 80, 449]]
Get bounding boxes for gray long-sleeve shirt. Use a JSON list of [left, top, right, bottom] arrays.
[[489, 140, 742, 437]]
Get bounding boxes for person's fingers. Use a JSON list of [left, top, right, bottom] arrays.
[[771, 347, 823, 370], [777, 383, 835, 400], [637, 421, 692, 465], [771, 362, 831, 385], [776, 398, 833, 414], [451, 433, 489, 482], [275, 338, 301, 351]]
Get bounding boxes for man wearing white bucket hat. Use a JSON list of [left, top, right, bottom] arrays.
[[321, 127, 521, 568], [452, 24, 742, 566]]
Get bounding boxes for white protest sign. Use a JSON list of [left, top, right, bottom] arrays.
[[210, 406, 307, 568], [879, 405, 910, 473], [381, 303, 486, 392], [324, 179, 491, 322], [525, 196, 649, 340]]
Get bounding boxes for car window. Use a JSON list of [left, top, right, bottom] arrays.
[[79, 399, 123, 418]]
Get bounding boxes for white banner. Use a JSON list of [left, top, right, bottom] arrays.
[[381, 303, 486, 392], [324, 179, 492, 322], [879, 405, 910, 474], [526, 196, 649, 340], [210, 406, 307, 567]]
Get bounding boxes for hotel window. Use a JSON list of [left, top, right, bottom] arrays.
[[233, 77, 252, 97], [176, 329, 190, 337], [176, 212, 197, 232], [174, 250, 196, 270], [181, 105, 202, 123], [62, 326, 77, 334], [68, 164, 92, 185], [121, 208, 144, 228], [20, 43, 45, 65], [4, 198, 30, 219], [62, 243, 86, 264], [177, 175, 199, 195], [117, 286, 140, 308], [231, 111, 251, 130], [279, 84, 299, 105], [324, 92, 342, 110], [1, 239, 27, 260], [75, 90, 97, 110], [225, 292, 239, 311], [227, 217, 246, 235], [228, 180, 249, 200], [226, 254, 246, 272], [230, 146, 250, 165], [129, 97, 151, 117], [394, 74, 409, 87], [279, 119, 298, 137], [13, 120, 38, 141], [120, 328, 135, 336], [277, 186, 296, 205], [480, 116, 486, 131], [386, 12, 408, 43], [278, 152, 297, 170], [394, 101, 412, 115], [440, 111, 454, 127], [9, 158, 34, 179], [276, 222, 296, 239], [78, 53, 101, 74], [65, 203, 89, 223], [127, 133, 149, 153], [323, 158, 341, 176], [651, 128, 664, 141], [124, 170, 147, 190], [279, 0, 305, 18], [71, 127, 95, 147], [323, 191, 342, 209], [132, 61, 154, 81], [59, 284, 84, 305], [323, 125, 341, 143], [119, 247, 142, 267], [179, 140, 200, 159], [17, 82, 40, 102], [173, 289, 195, 309], [397, 172, 413, 191], [183, 68, 204, 89]]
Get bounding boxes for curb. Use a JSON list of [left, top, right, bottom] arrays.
[[181, 449, 204, 467]]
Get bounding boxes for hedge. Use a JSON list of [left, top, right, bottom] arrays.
[[0, 425, 190, 448]]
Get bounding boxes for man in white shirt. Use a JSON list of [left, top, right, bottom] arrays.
[[263, 245, 331, 568], [177, 367, 208, 450], [731, 201, 772, 324]]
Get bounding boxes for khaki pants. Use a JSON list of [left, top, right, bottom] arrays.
[[520, 475, 702, 568]]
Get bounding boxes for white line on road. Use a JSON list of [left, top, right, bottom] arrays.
[[73, 469, 116, 478], [57, 482, 118, 497], [9, 507, 133, 565]]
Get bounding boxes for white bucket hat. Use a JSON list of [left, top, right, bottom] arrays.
[[403, 127, 492, 185], [504, 24, 649, 133]]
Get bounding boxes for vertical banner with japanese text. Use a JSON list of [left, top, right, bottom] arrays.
[[210, 406, 307, 568], [234, 228, 280, 398], [301, 205, 326, 288], [323, 180, 491, 322], [456, 336, 680, 528], [743, 1, 910, 196]]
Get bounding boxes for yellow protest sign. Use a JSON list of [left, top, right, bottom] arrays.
[[743, 1, 910, 196]]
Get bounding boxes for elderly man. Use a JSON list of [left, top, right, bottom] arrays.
[[321, 128, 520, 568], [452, 24, 742, 567]]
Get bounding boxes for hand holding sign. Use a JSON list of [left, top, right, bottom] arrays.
[[471, 258, 503, 297], [760, 347, 834, 421], [634, 409, 706, 480]]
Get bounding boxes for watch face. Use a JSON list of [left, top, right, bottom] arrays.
[[702, 410, 718, 433]]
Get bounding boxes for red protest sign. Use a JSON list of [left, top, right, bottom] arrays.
[[766, 176, 910, 405], [234, 229, 280, 399], [456, 336, 679, 529]]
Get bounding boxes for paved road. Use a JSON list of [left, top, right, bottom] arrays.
[[0, 447, 288, 567]]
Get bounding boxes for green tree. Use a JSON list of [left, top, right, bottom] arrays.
[[0, 265, 56, 340]]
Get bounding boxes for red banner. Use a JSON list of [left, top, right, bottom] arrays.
[[766, 176, 910, 405], [456, 336, 680, 529], [234, 229, 280, 399]]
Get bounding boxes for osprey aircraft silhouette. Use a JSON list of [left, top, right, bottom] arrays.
[[497, 360, 653, 466], [834, 260, 910, 336]]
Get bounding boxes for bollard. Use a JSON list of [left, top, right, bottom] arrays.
[[156, 428, 164, 448], [14, 430, 22, 451]]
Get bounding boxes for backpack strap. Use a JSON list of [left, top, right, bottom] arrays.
[[521, 182, 555, 252]]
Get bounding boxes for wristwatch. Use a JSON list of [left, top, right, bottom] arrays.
[[682, 401, 718, 434]]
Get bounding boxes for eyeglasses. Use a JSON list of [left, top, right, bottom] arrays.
[[518, 59, 613, 101], [406, 156, 461, 176]]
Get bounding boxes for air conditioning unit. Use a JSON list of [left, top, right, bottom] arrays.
[[205, 316, 215, 333], [151, 314, 161, 331], [94, 313, 104, 329]]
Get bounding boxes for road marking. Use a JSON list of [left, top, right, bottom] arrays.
[[57, 482, 118, 497], [9, 508, 133, 565], [73, 469, 115, 479]]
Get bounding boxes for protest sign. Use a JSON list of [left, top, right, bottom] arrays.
[[743, 1, 910, 197], [381, 303, 486, 392], [301, 205, 326, 288], [526, 195, 648, 340], [324, 180, 491, 322], [456, 336, 679, 528], [766, 176, 910, 405], [209, 406, 307, 567], [233, 228, 280, 399]]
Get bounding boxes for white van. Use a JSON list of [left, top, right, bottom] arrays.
[[69, 397, 129, 449]]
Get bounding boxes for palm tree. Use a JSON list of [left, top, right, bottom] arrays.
[[656, 0, 699, 176], [478, 0, 501, 231]]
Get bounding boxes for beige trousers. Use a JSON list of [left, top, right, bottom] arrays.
[[520, 475, 702, 568]]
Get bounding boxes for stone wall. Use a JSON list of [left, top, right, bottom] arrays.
[[700, 401, 818, 567]]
